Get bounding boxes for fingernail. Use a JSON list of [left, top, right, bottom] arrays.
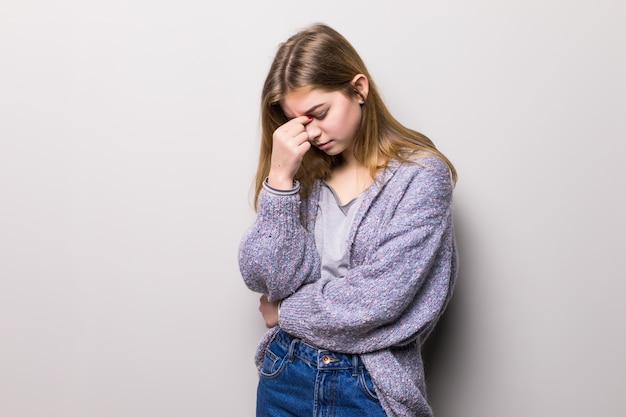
[[306, 115, 313, 120]]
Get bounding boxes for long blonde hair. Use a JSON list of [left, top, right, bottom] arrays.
[[254, 23, 457, 209]]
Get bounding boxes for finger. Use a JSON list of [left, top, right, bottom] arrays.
[[299, 140, 312, 153], [274, 125, 301, 142], [293, 130, 311, 145], [288, 115, 313, 125], [286, 120, 310, 138], [279, 115, 313, 133]]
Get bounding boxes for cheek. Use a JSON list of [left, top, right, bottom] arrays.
[[343, 105, 363, 133], [329, 105, 362, 136]]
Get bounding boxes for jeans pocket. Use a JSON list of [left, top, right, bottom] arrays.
[[259, 337, 289, 379], [358, 367, 379, 400]]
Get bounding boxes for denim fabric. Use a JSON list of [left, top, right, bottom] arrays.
[[256, 330, 387, 417]]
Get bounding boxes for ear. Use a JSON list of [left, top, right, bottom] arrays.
[[351, 74, 369, 103]]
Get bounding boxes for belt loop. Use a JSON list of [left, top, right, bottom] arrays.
[[288, 337, 297, 362], [352, 355, 359, 376]]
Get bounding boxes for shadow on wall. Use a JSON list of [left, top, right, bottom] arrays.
[[421, 203, 472, 415]]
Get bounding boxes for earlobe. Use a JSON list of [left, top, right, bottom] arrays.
[[351, 74, 369, 103]]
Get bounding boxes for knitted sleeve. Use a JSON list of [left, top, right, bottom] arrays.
[[238, 188, 321, 301], [278, 157, 457, 354]]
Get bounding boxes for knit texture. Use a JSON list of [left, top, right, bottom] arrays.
[[239, 155, 458, 417]]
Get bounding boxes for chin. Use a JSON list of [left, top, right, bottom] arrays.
[[321, 144, 347, 156]]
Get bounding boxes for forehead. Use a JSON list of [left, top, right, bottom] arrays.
[[281, 87, 336, 116]]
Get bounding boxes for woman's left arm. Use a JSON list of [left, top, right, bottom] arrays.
[[278, 158, 457, 353], [238, 188, 321, 301]]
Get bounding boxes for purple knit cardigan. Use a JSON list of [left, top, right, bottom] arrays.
[[239, 155, 458, 417]]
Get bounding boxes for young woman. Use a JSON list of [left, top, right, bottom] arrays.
[[239, 23, 458, 417]]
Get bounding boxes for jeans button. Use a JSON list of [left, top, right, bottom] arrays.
[[321, 355, 333, 364]]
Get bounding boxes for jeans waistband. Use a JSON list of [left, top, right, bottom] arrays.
[[274, 330, 363, 372]]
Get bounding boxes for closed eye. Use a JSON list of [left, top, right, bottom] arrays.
[[312, 110, 328, 120]]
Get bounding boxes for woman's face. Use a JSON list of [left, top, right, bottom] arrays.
[[281, 78, 367, 157]]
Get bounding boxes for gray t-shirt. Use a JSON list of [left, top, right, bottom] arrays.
[[314, 182, 364, 281]]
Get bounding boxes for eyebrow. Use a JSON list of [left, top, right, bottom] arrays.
[[303, 104, 324, 115], [285, 103, 324, 119]]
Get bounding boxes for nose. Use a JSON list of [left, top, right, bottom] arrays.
[[305, 120, 321, 143]]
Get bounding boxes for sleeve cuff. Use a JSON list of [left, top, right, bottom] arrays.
[[263, 177, 300, 196]]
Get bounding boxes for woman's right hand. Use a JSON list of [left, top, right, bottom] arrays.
[[268, 115, 313, 190]]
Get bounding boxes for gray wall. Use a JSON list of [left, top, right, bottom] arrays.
[[1, 1, 624, 416]]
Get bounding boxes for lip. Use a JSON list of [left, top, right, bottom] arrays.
[[316, 141, 333, 151]]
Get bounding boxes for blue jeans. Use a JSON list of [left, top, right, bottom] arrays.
[[256, 330, 387, 417]]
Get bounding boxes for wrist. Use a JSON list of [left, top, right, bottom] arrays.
[[267, 170, 295, 190], [267, 178, 295, 190]]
